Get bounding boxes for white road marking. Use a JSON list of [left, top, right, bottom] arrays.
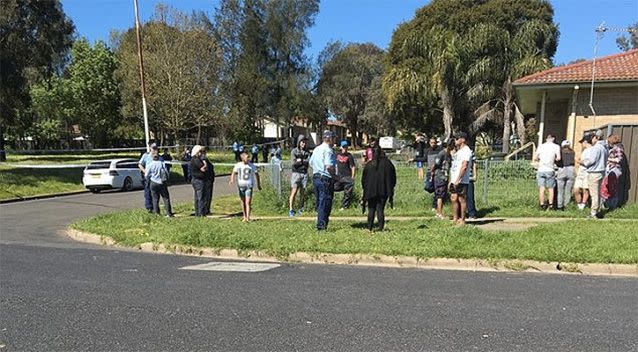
[[179, 262, 280, 272]]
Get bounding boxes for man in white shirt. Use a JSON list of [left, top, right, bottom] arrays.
[[533, 134, 561, 210], [449, 132, 473, 225]]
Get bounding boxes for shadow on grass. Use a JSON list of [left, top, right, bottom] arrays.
[[476, 206, 500, 218], [0, 167, 82, 187], [467, 218, 506, 225]]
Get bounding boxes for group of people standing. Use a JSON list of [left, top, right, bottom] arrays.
[[534, 130, 626, 218], [416, 132, 477, 225], [232, 140, 281, 164], [288, 130, 397, 231]]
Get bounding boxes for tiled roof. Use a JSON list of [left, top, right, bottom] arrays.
[[514, 49, 638, 85]]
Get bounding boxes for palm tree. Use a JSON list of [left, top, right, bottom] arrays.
[[467, 20, 556, 153], [384, 26, 462, 140]]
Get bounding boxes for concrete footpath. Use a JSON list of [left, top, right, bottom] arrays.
[[196, 214, 630, 232]]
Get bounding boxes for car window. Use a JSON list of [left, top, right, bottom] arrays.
[[116, 162, 138, 169], [86, 162, 112, 170]]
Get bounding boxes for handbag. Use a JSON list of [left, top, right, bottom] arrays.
[[424, 174, 435, 193]]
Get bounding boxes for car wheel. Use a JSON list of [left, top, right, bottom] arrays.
[[122, 177, 133, 191], [90, 188, 101, 194]]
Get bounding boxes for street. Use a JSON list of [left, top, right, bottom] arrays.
[[1, 177, 636, 351]]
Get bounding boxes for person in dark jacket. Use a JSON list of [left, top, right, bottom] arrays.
[[262, 143, 269, 163], [334, 140, 357, 210], [161, 148, 173, 171], [361, 146, 396, 231], [412, 134, 427, 180], [181, 148, 192, 183], [424, 136, 442, 211], [289, 135, 310, 216], [190, 145, 215, 216]]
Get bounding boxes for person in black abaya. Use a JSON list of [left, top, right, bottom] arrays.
[[361, 146, 396, 231]]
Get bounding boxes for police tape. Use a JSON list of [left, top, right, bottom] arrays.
[[2, 139, 288, 155], [1, 161, 288, 169]]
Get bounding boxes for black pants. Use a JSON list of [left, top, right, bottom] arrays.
[[234, 151, 241, 162], [150, 181, 172, 216], [251, 153, 259, 163], [181, 164, 191, 183], [203, 179, 213, 215], [192, 178, 206, 216], [367, 197, 387, 230], [335, 178, 354, 208]]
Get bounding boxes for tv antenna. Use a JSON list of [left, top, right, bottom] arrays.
[[589, 22, 636, 125]]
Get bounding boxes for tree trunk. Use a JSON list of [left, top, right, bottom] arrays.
[[514, 103, 527, 146], [0, 124, 6, 162], [440, 85, 454, 140], [197, 123, 202, 145], [502, 77, 513, 154], [351, 119, 358, 147]]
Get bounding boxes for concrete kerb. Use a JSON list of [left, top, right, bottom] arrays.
[[65, 228, 638, 277], [0, 189, 89, 204]]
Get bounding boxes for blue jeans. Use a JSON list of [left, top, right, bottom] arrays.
[[466, 181, 477, 218], [143, 179, 152, 210], [313, 174, 334, 230]]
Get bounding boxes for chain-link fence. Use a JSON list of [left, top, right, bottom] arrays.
[[259, 157, 539, 214]]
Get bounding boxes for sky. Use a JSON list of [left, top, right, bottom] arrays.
[[60, 0, 638, 66]]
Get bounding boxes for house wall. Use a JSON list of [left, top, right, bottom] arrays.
[[263, 121, 284, 139], [574, 86, 638, 116]]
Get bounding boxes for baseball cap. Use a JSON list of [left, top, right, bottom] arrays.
[[150, 142, 158, 150], [454, 131, 468, 140], [561, 140, 571, 147], [579, 134, 593, 144], [323, 130, 335, 139], [340, 140, 349, 148]]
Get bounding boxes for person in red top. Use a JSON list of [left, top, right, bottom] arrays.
[[334, 140, 357, 210]]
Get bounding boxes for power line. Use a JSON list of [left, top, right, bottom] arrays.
[[588, 22, 635, 124]]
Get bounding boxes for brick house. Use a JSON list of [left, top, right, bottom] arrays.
[[514, 48, 638, 203]]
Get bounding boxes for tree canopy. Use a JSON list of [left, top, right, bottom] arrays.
[[384, 0, 558, 148], [0, 0, 74, 158], [317, 42, 385, 146]]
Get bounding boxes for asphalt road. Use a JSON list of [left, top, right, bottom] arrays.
[[1, 177, 637, 351]]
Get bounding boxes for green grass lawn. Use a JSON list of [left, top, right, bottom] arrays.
[[4, 150, 238, 165], [71, 208, 638, 264], [0, 151, 235, 200], [236, 164, 638, 219], [0, 164, 86, 200]]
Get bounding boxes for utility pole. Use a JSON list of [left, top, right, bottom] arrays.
[[133, 0, 150, 152]]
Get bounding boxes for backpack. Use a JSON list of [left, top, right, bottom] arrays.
[[160, 164, 169, 183]]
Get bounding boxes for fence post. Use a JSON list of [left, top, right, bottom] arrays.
[[270, 161, 282, 198], [482, 158, 489, 204]]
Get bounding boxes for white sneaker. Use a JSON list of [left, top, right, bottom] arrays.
[[577, 203, 585, 210]]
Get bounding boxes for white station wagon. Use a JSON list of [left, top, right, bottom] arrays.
[[82, 159, 144, 193]]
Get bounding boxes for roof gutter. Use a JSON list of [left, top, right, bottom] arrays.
[[513, 80, 638, 90]]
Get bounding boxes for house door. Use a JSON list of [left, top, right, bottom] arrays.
[[544, 101, 569, 141]]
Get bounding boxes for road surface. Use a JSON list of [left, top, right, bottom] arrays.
[[1, 177, 636, 351]]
